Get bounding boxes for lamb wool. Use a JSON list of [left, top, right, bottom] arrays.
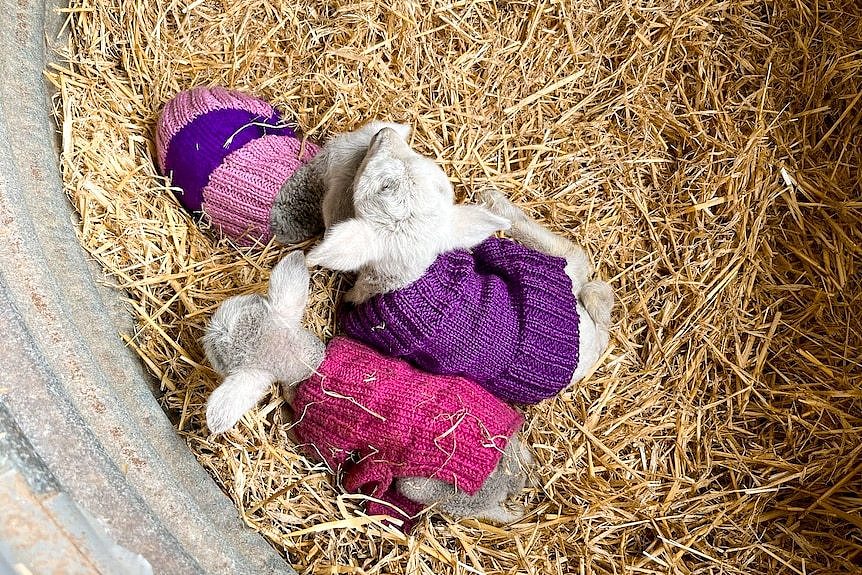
[[291, 336, 524, 526], [156, 86, 321, 245], [342, 237, 582, 404]]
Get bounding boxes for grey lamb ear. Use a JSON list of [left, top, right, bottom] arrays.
[[268, 251, 310, 325], [396, 477, 451, 505]]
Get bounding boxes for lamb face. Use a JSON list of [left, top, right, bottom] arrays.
[[307, 127, 509, 302]]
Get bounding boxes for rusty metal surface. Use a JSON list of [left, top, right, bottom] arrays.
[[0, 1, 295, 573], [0, 405, 153, 575]]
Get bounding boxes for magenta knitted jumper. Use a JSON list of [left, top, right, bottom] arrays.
[[291, 337, 523, 525], [342, 237, 581, 404]]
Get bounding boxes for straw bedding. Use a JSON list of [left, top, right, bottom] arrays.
[[48, 0, 861, 573]]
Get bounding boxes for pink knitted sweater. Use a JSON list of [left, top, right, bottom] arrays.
[[291, 337, 524, 523]]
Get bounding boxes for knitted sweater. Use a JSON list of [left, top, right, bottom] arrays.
[[156, 86, 320, 245], [291, 337, 523, 524], [342, 237, 580, 404]]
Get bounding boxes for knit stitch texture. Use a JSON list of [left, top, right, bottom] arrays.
[[163, 108, 294, 213], [291, 337, 523, 525], [202, 135, 319, 244], [156, 86, 274, 171], [342, 237, 581, 404], [155, 86, 319, 244]]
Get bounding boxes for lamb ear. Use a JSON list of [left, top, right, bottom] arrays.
[[368, 126, 403, 154], [268, 251, 310, 325], [306, 218, 378, 271], [362, 120, 411, 142], [449, 204, 511, 250], [205, 368, 275, 434], [388, 123, 412, 141]]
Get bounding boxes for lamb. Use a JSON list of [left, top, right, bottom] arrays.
[[203, 252, 533, 525], [307, 127, 614, 404]]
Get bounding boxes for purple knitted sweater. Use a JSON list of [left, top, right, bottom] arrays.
[[342, 237, 580, 404]]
